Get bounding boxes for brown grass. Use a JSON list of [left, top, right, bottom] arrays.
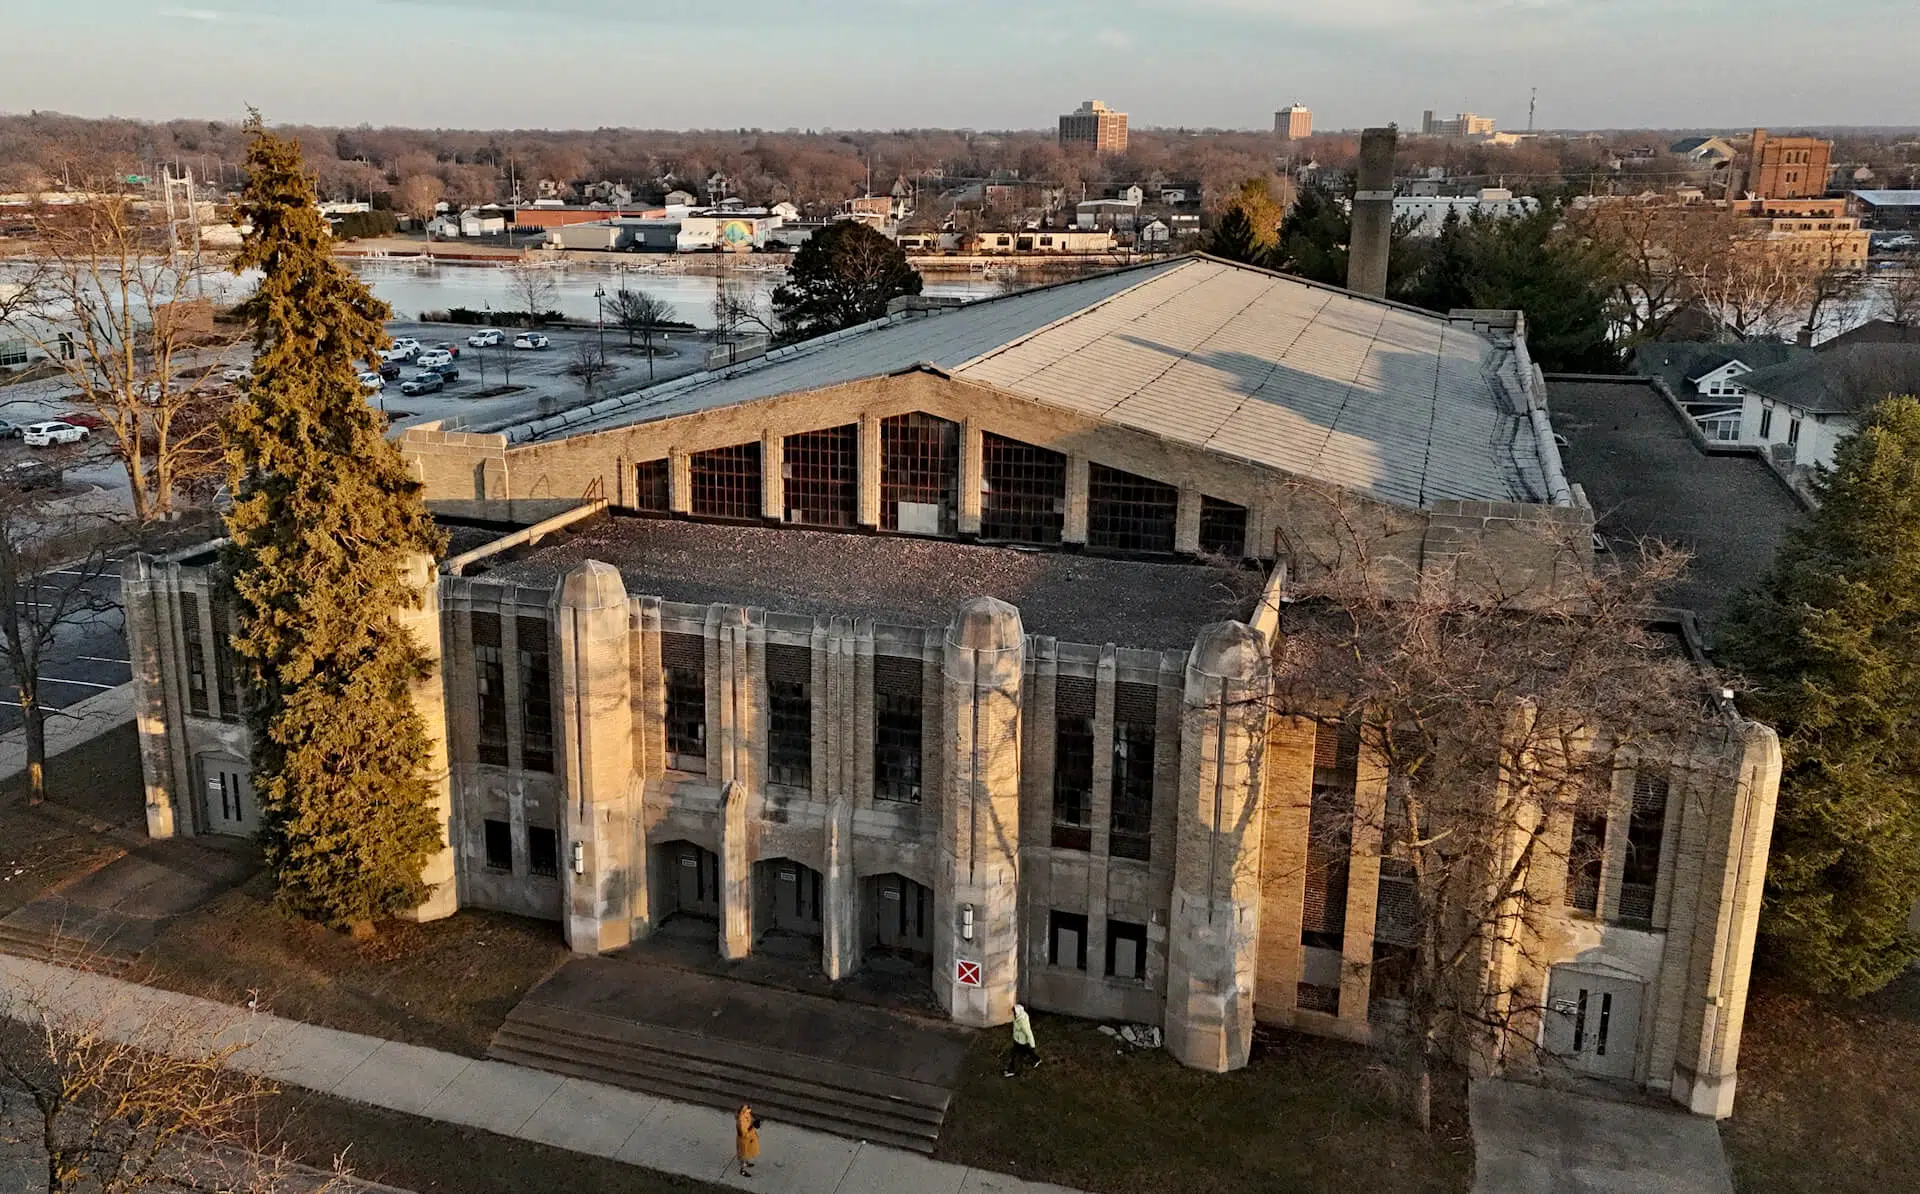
[[0, 724, 145, 915]]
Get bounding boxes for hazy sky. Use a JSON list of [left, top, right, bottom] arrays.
[[2, 0, 1913, 132]]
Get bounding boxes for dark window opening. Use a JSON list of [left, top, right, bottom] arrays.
[[1106, 919, 1148, 980], [1374, 863, 1419, 948], [1049, 909, 1089, 970], [483, 818, 513, 872], [1110, 682, 1159, 861], [1053, 675, 1097, 851], [518, 615, 555, 773], [473, 612, 508, 767], [1198, 496, 1249, 558], [211, 600, 242, 722], [783, 424, 858, 528], [980, 432, 1066, 545], [1303, 718, 1358, 949], [662, 631, 707, 770], [1088, 463, 1178, 553], [181, 600, 209, 718], [766, 643, 812, 789], [528, 826, 558, 878], [881, 412, 960, 536], [690, 442, 763, 521], [1619, 773, 1668, 926], [633, 458, 670, 512], [1369, 942, 1414, 1024], [874, 655, 924, 803], [1567, 807, 1607, 915], [1297, 982, 1341, 1015]]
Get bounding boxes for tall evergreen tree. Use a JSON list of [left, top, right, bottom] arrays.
[[1271, 185, 1349, 286], [1724, 396, 1920, 996], [1459, 206, 1618, 373], [222, 115, 447, 928], [1206, 203, 1263, 265], [1401, 207, 1476, 314], [771, 221, 922, 343]]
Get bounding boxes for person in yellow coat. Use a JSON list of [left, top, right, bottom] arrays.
[[736, 1103, 761, 1178]]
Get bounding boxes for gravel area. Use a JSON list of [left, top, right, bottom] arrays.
[[485, 516, 1262, 649]]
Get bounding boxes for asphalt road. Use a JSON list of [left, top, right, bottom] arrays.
[[0, 556, 132, 735]]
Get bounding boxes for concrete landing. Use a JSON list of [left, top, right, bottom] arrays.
[[1470, 1079, 1733, 1194]]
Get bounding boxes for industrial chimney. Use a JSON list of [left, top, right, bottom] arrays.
[[1347, 126, 1397, 299]]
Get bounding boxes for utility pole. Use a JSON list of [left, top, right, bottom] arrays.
[[1528, 88, 1537, 133]]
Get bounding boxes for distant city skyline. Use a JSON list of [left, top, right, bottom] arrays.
[[0, 0, 1913, 132]]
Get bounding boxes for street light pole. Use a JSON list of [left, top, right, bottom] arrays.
[[594, 284, 607, 363]]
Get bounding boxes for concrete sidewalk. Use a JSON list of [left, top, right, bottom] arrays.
[[0, 681, 136, 783], [1470, 1078, 1733, 1194], [0, 953, 1078, 1194]]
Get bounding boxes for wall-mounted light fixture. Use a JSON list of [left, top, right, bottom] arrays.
[[571, 841, 586, 875], [962, 904, 975, 942]]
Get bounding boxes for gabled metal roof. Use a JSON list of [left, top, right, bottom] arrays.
[[507, 255, 1550, 509]]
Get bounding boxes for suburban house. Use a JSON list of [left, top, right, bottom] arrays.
[[1670, 136, 1737, 166], [125, 256, 1779, 1120]]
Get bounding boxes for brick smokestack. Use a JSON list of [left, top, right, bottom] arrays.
[[1347, 126, 1397, 299]]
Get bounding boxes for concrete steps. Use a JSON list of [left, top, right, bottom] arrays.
[[0, 916, 139, 977], [489, 1001, 953, 1153]]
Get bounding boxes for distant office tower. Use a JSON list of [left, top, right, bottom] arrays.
[[1746, 128, 1833, 200], [1059, 100, 1129, 155], [1421, 110, 1497, 139], [1275, 104, 1312, 141]]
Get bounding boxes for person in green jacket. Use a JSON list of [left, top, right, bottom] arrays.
[[1004, 1003, 1041, 1077]]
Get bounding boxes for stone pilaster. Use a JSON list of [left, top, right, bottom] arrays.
[[936, 597, 1025, 1027], [958, 419, 984, 535], [668, 447, 692, 515], [1255, 715, 1316, 1021], [857, 414, 883, 530], [1064, 454, 1090, 546], [399, 552, 458, 922], [553, 561, 644, 952], [1174, 485, 1203, 555], [122, 556, 180, 840], [762, 430, 784, 522], [720, 779, 754, 960], [710, 607, 760, 960], [818, 616, 860, 979], [1164, 621, 1270, 1072]]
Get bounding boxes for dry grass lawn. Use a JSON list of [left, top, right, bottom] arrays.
[[0, 724, 146, 916], [936, 1014, 1472, 1194]]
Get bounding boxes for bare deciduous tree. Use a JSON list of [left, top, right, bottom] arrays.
[[395, 174, 441, 223], [0, 195, 236, 521], [1878, 266, 1920, 329], [564, 337, 611, 395], [608, 287, 672, 381], [1272, 507, 1700, 1129], [508, 262, 558, 325]]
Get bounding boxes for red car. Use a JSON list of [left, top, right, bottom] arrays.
[[57, 411, 109, 431]]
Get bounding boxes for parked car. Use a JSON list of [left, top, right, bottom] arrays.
[[220, 365, 251, 384], [356, 371, 386, 392], [419, 361, 460, 382], [434, 342, 462, 359], [416, 349, 454, 369], [513, 332, 551, 350], [376, 360, 403, 381], [383, 338, 421, 363], [0, 419, 21, 439], [56, 411, 108, 430], [24, 421, 89, 447], [399, 372, 445, 396], [466, 329, 504, 347]]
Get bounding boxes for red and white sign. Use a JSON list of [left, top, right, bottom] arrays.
[[955, 960, 982, 988]]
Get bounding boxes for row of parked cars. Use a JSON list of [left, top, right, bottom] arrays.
[[0, 411, 104, 448]]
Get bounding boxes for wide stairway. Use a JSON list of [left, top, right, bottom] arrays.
[[488, 956, 972, 1153], [0, 901, 143, 976]]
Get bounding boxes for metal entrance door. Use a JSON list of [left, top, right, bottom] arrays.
[[867, 874, 932, 960], [1543, 967, 1643, 1081], [201, 759, 258, 836], [764, 860, 823, 937], [669, 843, 720, 919]]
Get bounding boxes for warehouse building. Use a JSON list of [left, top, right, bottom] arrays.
[[124, 255, 1777, 1116]]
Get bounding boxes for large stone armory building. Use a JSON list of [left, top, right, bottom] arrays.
[[124, 256, 1779, 1116]]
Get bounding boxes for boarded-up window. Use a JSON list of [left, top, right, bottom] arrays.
[[1618, 772, 1669, 926], [1374, 861, 1418, 947], [1052, 676, 1096, 851], [662, 631, 706, 768], [1088, 464, 1177, 553], [881, 413, 959, 535], [518, 615, 555, 773], [1110, 681, 1159, 861], [633, 458, 670, 512], [212, 600, 242, 723], [473, 612, 508, 767], [690, 442, 762, 521], [1567, 808, 1607, 914], [1303, 718, 1358, 947], [181, 600, 209, 718], [766, 643, 812, 789], [783, 425, 858, 528], [874, 655, 923, 803], [1198, 496, 1249, 558], [980, 433, 1066, 545]]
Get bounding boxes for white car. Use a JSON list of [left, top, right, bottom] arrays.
[[356, 371, 386, 392], [383, 338, 421, 363], [220, 365, 251, 384], [23, 421, 89, 448], [513, 332, 551, 350], [466, 329, 504, 347], [416, 349, 454, 369]]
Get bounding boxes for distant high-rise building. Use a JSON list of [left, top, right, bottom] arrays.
[[1275, 104, 1312, 141], [1746, 129, 1833, 200], [1421, 110, 1497, 139], [1059, 100, 1129, 155]]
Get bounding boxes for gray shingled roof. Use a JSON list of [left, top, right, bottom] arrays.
[[1738, 344, 1920, 415], [1633, 341, 1809, 398], [508, 256, 1549, 509]]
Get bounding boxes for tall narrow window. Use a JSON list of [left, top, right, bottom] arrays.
[[881, 412, 960, 535], [979, 432, 1066, 545], [1302, 718, 1357, 949], [212, 599, 242, 722], [873, 655, 923, 804], [690, 442, 762, 520], [1758, 408, 1773, 440], [766, 644, 813, 789], [1088, 463, 1178, 553], [634, 458, 670, 512], [1052, 676, 1096, 851], [783, 425, 858, 528], [1049, 909, 1089, 970], [661, 631, 707, 771], [1566, 807, 1607, 915], [1109, 682, 1158, 862], [180, 599, 209, 718], [528, 826, 559, 878], [1198, 496, 1249, 559], [518, 615, 555, 773], [1618, 773, 1669, 926], [483, 818, 513, 872], [473, 612, 508, 767], [1106, 919, 1148, 981]]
